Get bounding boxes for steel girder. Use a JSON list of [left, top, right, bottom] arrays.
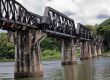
[[0, 0, 103, 43], [77, 23, 92, 41], [41, 7, 77, 38], [0, 0, 42, 31]]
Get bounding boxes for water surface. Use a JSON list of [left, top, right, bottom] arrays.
[[0, 57, 110, 80]]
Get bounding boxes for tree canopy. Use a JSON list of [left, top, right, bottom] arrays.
[[0, 33, 15, 59], [96, 18, 110, 49]]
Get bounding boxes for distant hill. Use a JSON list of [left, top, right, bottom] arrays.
[[97, 18, 110, 50], [99, 18, 110, 26]]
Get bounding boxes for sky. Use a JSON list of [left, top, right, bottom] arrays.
[[15, 0, 110, 26]]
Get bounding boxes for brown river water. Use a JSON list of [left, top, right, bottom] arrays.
[[0, 57, 110, 80]]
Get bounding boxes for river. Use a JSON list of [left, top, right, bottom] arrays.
[[0, 57, 110, 80]]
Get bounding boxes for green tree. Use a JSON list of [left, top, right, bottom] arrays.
[[41, 37, 60, 51], [85, 25, 97, 34], [0, 33, 15, 59], [95, 18, 110, 50]]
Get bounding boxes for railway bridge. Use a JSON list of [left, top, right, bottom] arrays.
[[0, 0, 104, 77]]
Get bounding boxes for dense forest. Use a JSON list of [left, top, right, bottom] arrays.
[[0, 18, 110, 60]]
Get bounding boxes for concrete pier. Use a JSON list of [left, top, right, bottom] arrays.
[[97, 45, 102, 56], [80, 41, 92, 60], [14, 29, 46, 77], [80, 41, 86, 60], [61, 39, 77, 65]]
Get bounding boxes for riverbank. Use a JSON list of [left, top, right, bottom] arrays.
[[0, 58, 14, 62], [41, 56, 61, 61], [0, 57, 60, 62], [0, 55, 61, 62], [103, 50, 110, 56], [0, 50, 83, 62]]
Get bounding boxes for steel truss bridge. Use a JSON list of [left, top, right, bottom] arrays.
[[0, 0, 104, 78]]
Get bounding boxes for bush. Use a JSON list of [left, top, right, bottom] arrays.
[[41, 49, 61, 60]]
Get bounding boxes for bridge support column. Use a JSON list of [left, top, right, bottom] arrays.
[[14, 29, 46, 78], [61, 39, 77, 65], [85, 41, 88, 59], [80, 41, 87, 60], [80, 41, 92, 60], [97, 45, 102, 56], [93, 45, 98, 57], [91, 43, 95, 57], [87, 42, 92, 58], [71, 40, 77, 63]]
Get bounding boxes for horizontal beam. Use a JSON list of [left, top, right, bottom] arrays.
[[46, 30, 77, 39]]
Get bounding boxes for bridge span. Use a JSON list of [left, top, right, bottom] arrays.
[[0, 0, 104, 77]]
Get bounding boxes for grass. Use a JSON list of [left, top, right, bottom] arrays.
[[0, 57, 14, 62], [41, 49, 61, 61], [0, 49, 81, 61], [41, 49, 81, 61], [41, 56, 61, 61], [103, 50, 110, 56]]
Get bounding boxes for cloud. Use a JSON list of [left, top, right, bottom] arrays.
[[96, 14, 110, 19], [16, 0, 110, 25], [16, 0, 46, 15], [63, 11, 75, 16]]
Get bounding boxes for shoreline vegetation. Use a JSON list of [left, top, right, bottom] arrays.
[[103, 50, 110, 56], [0, 58, 14, 62], [0, 49, 61, 62], [1, 49, 110, 62], [0, 49, 81, 62]]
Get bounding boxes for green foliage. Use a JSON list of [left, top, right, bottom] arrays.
[[99, 18, 110, 26], [96, 26, 110, 35], [85, 25, 97, 34], [96, 26, 110, 45], [41, 49, 61, 60], [41, 37, 61, 60], [85, 18, 110, 50], [103, 50, 110, 56], [96, 18, 110, 50], [76, 48, 80, 57], [0, 33, 15, 59], [41, 37, 60, 51], [0, 33, 61, 60]]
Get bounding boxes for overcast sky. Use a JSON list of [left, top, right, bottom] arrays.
[[16, 0, 110, 26]]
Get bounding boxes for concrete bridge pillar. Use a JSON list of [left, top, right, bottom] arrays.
[[91, 43, 95, 57], [61, 39, 77, 65], [97, 45, 102, 56], [80, 41, 86, 60], [71, 40, 77, 63], [14, 29, 46, 77], [87, 42, 92, 58], [80, 41, 92, 60], [93, 45, 98, 57], [91, 43, 98, 57]]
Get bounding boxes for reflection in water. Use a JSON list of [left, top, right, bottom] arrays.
[[63, 59, 93, 80], [63, 65, 78, 80], [78, 59, 93, 80], [1, 57, 110, 80], [63, 57, 110, 80], [15, 77, 43, 80]]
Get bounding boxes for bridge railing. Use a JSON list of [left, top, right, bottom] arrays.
[[0, 0, 42, 31]]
